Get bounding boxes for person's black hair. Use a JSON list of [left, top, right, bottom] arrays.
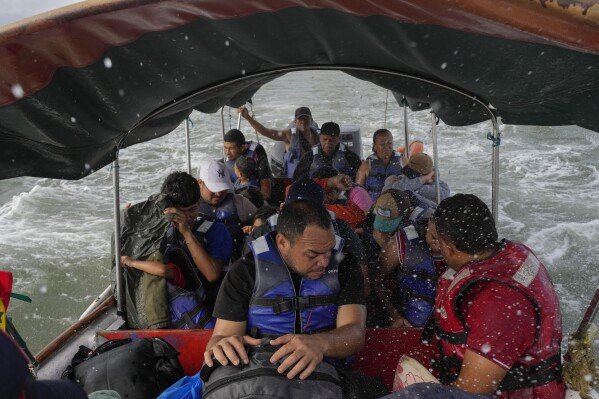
[[239, 186, 264, 208], [433, 193, 498, 255], [310, 166, 339, 179], [235, 155, 258, 179], [371, 128, 392, 153], [160, 171, 200, 207], [277, 200, 332, 243], [223, 129, 246, 147], [253, 205, 278, 223]]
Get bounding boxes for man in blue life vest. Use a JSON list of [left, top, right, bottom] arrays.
[[223, 129, 272, 200], [197, 160, 257, 262], [372, 189, 436, 328], [356, 129, 405, 201], [293, 121, 362, 181], [238, 106, 320, 178], [121, 171, 233, 329], [204, 200, 367, 380]]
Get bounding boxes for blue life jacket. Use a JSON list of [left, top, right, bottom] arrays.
[[163, 218, 216, 329], [226, 141, 260, 183], [247, 231, 344, 336], [284, 128, 319, 178], [364, 152, 403, 201], [394, 224, 436, 327], [309, 144, 353, 178], [199, 193, 242, 245]]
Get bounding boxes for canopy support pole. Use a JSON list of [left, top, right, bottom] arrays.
[[220, 106, 226, 162], [403, 98, 410, 158], [112, 151, 125, 318], [237, 110, 242, 130], [185, 118, 192, 175], [431, 111, 441, 204], [488, 116, 501, 224]]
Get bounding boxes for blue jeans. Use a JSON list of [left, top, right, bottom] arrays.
[[380, 383, 492, 399]]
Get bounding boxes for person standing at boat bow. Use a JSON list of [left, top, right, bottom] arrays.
[[238, 106, 319, 178], [425, 194, 564, 398]]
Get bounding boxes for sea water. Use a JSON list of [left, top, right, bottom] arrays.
[[1, 71, 598, 353]]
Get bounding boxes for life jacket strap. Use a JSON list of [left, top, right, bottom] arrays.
[[172, 303, 212, 329], [250, 295, 338, 314], [499, 354, 563, 391]]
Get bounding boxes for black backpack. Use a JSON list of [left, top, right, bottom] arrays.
[[62, 337, 184, 398], [201, 343, 343, 399]]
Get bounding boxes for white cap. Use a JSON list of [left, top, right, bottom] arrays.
[[198, 160, 233, 193]]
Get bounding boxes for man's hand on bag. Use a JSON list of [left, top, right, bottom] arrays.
[[269, 334, 326, 380], [204, 335, 261, 367]]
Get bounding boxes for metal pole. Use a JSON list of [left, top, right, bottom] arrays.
[[431, 112, 441, 204], [184, 118, 192, 175], [403, 98, 410, 159], [490, 116, 500, 224], [383, 90, 389, 129], [220, 106, 226, 162], [113, 153, 125, 317], [237, 110, 242, 130]]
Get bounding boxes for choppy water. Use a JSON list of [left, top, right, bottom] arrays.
[[1, 71, 598, 353]]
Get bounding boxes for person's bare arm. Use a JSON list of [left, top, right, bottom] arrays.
[[238, 107, 291, 143], [181, 229, 222, 282], [204, 319, 262, 367], [164, 207, 222, 282], [373, 237, 411, 327], [269, 304, 366, 379], [260, 178, 271, 200], [454, 349, 508, 395], [355, 160, 370, 186], [121, 255, 173, 279]]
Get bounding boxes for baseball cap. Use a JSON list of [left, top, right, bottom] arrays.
[[198, 160, 233, 193], [0, 331, 87, 399], [320, 121, 340, 137], [407, 153, 433, 176], [373, 190, 413, 233], [285, 179, 325, 206], [294, 106, 312, 119]]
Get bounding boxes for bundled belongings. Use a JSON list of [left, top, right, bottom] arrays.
[[63, 337, 184, 399], [200, 342, 343, 399]]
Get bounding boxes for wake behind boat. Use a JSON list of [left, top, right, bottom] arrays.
[[1, 1, 598, 398]]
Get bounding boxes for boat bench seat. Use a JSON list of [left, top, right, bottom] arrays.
[[98, 327, 436, 389]]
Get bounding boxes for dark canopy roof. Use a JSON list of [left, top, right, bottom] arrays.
[[1, 0, 598, 180]]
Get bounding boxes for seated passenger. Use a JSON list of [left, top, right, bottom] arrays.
[[383, 153, 450, 204], [293, 122, 362, 181], [121, 171, 232, 329], [204, 200, 366, 380], [396, 139, 424, 159], [246, 178, 370, 296], [356, 129, 404, 201], [233, 155, 260, 192], [223, 129, 272, 200], [238, 106, 319, 178], [197, 160, 257, 262], [242, 205, 278, 235], [372, 190, 436, 328], [238, 186, 264, 209], [429, 194, 564, 398], [311, 166, 367, 229]]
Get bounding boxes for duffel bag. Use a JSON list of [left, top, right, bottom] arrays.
[[63, 337, 184, 399], [201, 343, 343, 399]]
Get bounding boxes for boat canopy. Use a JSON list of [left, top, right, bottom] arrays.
[[1, 0, 598, 180]]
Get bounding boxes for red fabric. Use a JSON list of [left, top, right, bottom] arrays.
[[0, 271, 13, 310], [325, 201, 365, 229], [167, 262, 186, 289], [460, 281, 536, 370]]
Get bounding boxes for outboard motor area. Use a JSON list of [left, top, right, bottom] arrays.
[[270, 125, 363, 178]]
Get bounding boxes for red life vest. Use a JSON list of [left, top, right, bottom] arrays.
[[433, 240, 565, 398]]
